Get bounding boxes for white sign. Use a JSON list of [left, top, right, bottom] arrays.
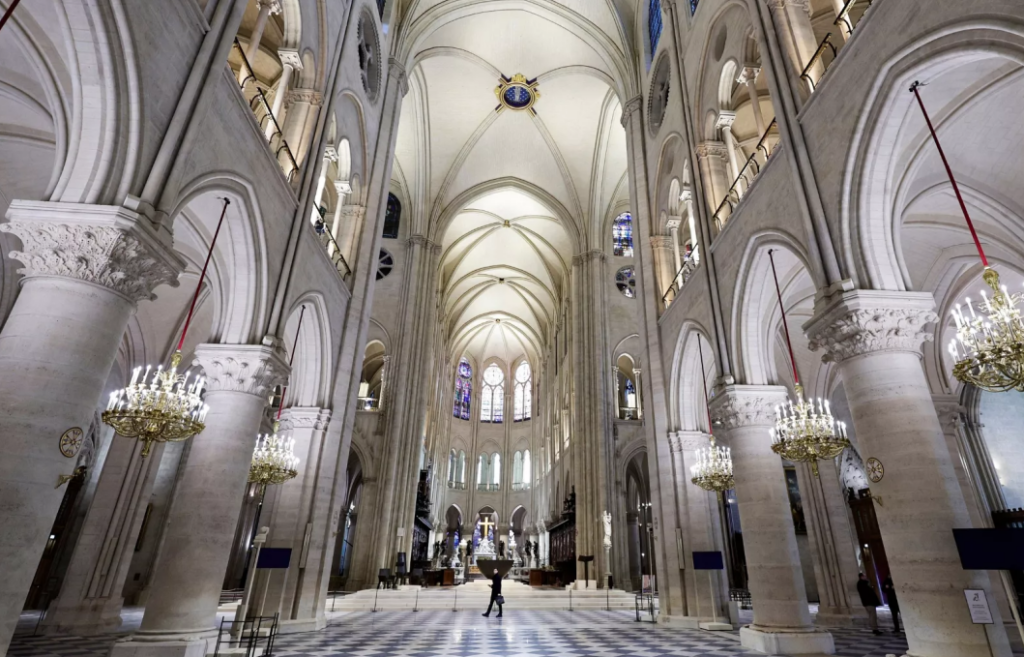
[[964, 589, 994, 624]]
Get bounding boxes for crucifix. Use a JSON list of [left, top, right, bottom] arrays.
[[480, 514, 495, 540]]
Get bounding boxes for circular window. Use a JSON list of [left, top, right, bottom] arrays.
[[648, 56, 671, 135], [495, 73, 540, 112], [616, 266, 636, 298], [357, 13, 381, 102], [376, 249, 394, 281]]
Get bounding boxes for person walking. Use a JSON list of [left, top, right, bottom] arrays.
[[483, 570, 504, 618], [857, 573, 882, 635], [882, 574, 901, 633]]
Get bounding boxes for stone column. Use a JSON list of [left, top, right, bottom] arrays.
[[716, 112, 745, 196], [0, 202, 181, 654], [42, 438, 168, 635], [281, 89, 322, 166], [268, 50, 301, 135], [253, 407, 335, 632], [243, 0, 282, 66], [765, 0, 822, 90], [329, 180, 352, 255], [737, 67, 767, 137], [932, 396, 986, 528], [111, 344, 287, 657], [649, 235, 677, 301], [673, 432, 731, 624], [666, 217, 683, 278], [796, 461, 865, 627], [338, 204, 366, 268], [805, 290, 1012, 657], [695, 143, 731, 231], [709, 385, 834, 654]]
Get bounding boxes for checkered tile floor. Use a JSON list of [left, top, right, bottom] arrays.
[[6, 609, 915, 657]]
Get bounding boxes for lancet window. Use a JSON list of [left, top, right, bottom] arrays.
[[481, 364, 505, 423], [513, 361, 532, 421], [613, 212, 634, 257], [453, 359, 472, 420]]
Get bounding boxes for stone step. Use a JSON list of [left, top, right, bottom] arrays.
[[330, 586, 640, 611]]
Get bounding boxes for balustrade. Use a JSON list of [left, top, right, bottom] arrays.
[[801, 0, 874, 92], [661, 245, 700, 310], [711, 121, 780, 232], [312, 205, 352, 281], [231, 40, 300, 187]]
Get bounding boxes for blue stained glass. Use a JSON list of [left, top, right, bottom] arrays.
[[613, 213, 634, 257], [649, 0, 663, 53], [383, 193, 401, 239], [690, 0, 699, 14], [453, 359, 472, 420]]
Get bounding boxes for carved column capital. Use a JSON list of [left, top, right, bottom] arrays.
[[285, 88, 323, 108], [709, 384, 789, 429], [649, 235, 675, 251], [341, 204, 366, 221], [766, 0, 810, 14], [932, 395, 964, 431], [669, 430, 712, 452], [805, 290, 937, 364], [407, 234, 440, 251], [281, 407, 332, 431], [715, 110, 737, 130], [257, 0, 283, 14], [694, 141, 729, 161], [737, 66, 761, 85], [666, 215, 683, 230], [572, 250, 606, 266], [621, 96, 643, 126], [0, 201, 183, 302], [193, 343, 290, 398], [278, 49, 303, 71], [323, 146, 339, 162]]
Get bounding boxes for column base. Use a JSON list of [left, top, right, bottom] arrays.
[[698, 621, 733, 631], [41, 599, 124, 636], [656, 615, 701, 629], [277, 616, 326, 634], [109, 629, 219, 657], [740, 625, 835, 655], [814, 608, 868, 628]]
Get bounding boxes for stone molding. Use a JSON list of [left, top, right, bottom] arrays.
[[341, 205, 366, 222], [407, 234, 441, 251], [695, 141, 728, 160], [1, 201, 183, 302], [932, 395, 964, 430], [572, 250, 606, 266], [805, 290, 937, 364], [285, 88, 323, 108], [709, 384, 788, 429], [193, 343, 290, 397]]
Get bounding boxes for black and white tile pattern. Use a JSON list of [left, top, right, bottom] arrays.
[[6, 609, 917, 657]]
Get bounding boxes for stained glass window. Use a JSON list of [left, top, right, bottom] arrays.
[[523, 450, 532, 484], [513, 361, 532, 421], [382, 193, 401, 239], [448, 449, 457, 485], [481, 364, 505, 423], [376, 249, 394, 281], [616, 266, 637, 298], [453, 359, 472, 420], [649, 0, 663, 54], [457, 450, 466, 484], [690, 0, 699, 15], [491, 452, 501, 486], [513, 451, 523, 485], [613, 212, 634, 257]]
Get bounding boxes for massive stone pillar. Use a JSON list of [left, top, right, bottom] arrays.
[[795, 461, 864, 627], [0, 202, 181, 653], [764, 0, 822, 88], [110, 344, 287, 657], [649, 235, 677, 304], [806, 290, 1012, 657], [42, 439, 168, 635], [252, 407, 336, 632], [709, 385, 835, 655], [695, 142, 731, 231], [673, 432, 730, 623]]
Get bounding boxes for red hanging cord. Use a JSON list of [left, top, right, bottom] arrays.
[[0, 0, 22, 35], [768, 249, 800, 386], [697, 339, 714, 436], [177, 198, 230, 352], [910, 81, 989, 268], [276, 305, 306, 420]]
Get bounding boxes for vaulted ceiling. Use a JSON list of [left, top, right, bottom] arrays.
[[392, 0, 633, 365]]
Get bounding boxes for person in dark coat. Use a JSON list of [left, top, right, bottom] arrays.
[[857, 573, 882, 635], [483, 570, 503, 618], [882, 575, 900, 633]]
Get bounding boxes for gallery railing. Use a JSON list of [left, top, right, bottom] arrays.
[[661, 245, 700, 309], [477, 483, 500, 492], [232, 39, 300, 187], [447, 481, 467, 490], [511, 482, 531, 492], [312, 204, 353, 280], [801, 0, 874, 92], [712, 120, 779, 232]]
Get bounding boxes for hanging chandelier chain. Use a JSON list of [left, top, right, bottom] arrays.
[[697, 339, 714, 444], [768, 248, 800, 386], [910, 81, 988, 267]]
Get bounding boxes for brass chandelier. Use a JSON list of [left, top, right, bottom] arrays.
[[103, 199, 231, 457], [766, 249, 849, 469], [249, 306, 306, 489], [690, 340, 734, 492], [910, 82, 1024, 392]]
